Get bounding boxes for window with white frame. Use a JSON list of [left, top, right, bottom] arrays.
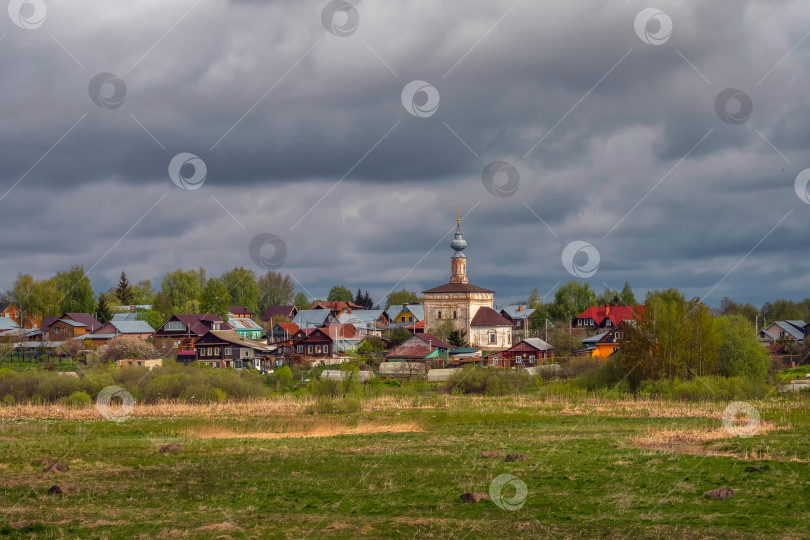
[[308, 345, 313, 354], [165, 321, 185, 331], [324, 345, 329, 354], [214, 348, 219, 356], [225, 347, 231, 355], [489, 334, 495, 343], [315, 345, 321, 354], [297, 345, 303, 353], [207, 347, 212, 356]]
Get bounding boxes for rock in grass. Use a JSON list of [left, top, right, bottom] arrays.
[[47, 485, 63, 495], [460, 492, 491, 503], [745, 466, 761, 472], [481, 451, 500, 458], [703, 487, 735, 500], [504, 453, 529, 462], [159, 444, 182, 453], [40, 459, 69, 472]]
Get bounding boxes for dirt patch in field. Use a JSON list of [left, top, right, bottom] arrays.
[[630, 422, 785, 457], [190, 421, 423, 440], [195, 522, 241, 533]]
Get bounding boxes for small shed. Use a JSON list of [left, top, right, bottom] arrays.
[[320, 370, 373, 382], [426, 368, 459, 382]]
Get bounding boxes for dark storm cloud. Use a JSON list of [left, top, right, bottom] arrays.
[[1, 0, 810, 307]]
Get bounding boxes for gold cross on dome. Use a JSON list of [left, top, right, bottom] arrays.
[[456, 208, 460, 222]]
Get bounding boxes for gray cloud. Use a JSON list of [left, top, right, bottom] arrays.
[[1, 0, 810, 308]]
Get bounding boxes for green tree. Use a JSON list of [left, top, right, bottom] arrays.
[[96, 294, 113, 324], [136, 309, 164, 331], [221, 267, 259, 315], [55, 266, 96, 314], [622, 289, 720, 383], [199, 279, 231, 320], [115, 271, 134, 305], [385, 289, 421, 308], [596, 286, 620, 306], [549, 281, 596, 321], [257, 271, 295, 313], [619, 281, 637, 306], [31, 278, 61, 318], [5, 274, 36, 327], [387, 327, 412, 347], [275, 365, 293, 394], [293, 291, 311, 310], [527, 288, 541, 309], [130, 279, 155, 305], [429, 320, 456, 342], [761, 299, 804, 323], [716, 315, 769, 380], [152, 291, 174, 319], [447, 329, 468, 347], [161, 269, 201, 310], [327, 285, 353, 303], [547, 328, 581, 358]]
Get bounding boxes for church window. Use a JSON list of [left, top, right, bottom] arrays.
[[453, 310, 457, 319], [437, 311, 442, 319], [489, 334, 495, 343]]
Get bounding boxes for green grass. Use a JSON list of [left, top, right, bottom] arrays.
[[0, 396, 808, 538]]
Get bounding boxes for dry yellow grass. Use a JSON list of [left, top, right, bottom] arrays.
[[630, 421, 786, 457], [190, 420, 423, 440], [0, 393, 800, 421]]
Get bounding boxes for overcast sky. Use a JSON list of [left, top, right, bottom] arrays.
[[2, 0, 810, 307]]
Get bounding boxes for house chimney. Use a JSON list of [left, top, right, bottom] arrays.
[[605, 304, 610, 316], [518, 305, 523, 311]]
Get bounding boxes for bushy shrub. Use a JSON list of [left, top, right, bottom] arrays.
[[63, 391, 92, 407], [304, 396, 362, 414], [0, 359, 269, 404], [447, 367, 526, 395], [98, 336, 159, 363]]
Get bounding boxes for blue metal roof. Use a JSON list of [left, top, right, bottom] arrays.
[[500, 305, 536, 319], [110, 320, 154, 334], [293, 309, 331, 327]]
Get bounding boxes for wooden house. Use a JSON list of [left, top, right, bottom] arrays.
[[194, 330, 276, 369], [152, 314, 231, 355], [486, 338, 552, 368]]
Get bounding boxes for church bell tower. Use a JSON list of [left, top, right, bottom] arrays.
[[449, 209, 468, 284]]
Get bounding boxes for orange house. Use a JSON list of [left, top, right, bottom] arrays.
[[0, 302, 40, 330], [48, 313, 103, 341]]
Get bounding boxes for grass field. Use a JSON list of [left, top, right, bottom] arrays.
[[0, 394, 808, 539]]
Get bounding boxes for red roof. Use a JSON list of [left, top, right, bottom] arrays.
[[470, 307, 512, 327], [386, 342, 435, 360], [168, 314, 231, 336], [42, 316, 59, 331], [262, 305, 296, 321], [228, 306, 254, 316], [575, 305, 643, 326], [311, 301, 365, 311], [276, 322, 299, 335], [321, 323, 357, 340], [423, 283, 494, 294], [413, 332, 453, 349], [64, 313, 103, 331]]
